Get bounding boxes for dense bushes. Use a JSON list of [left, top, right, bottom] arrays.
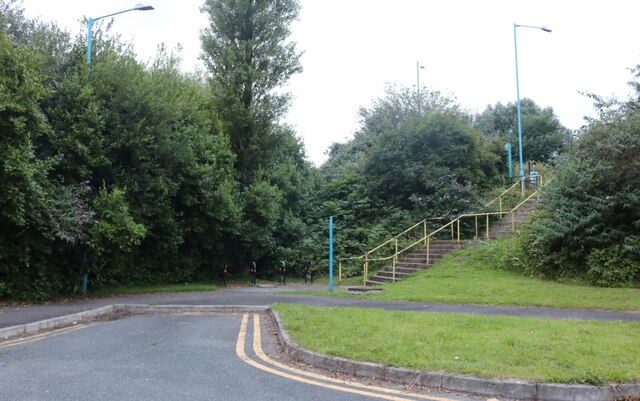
[[517, 69, 640, 286], [0, 2, 315, 299]]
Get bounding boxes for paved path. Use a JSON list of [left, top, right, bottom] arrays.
[[1, 284, 638, 329]]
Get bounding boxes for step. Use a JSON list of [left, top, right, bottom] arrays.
[[384, 266, 423, 274], [376, 271, 414, 279], [365, 278, 390, 286]]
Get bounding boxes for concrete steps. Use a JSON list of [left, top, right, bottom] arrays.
[[365, 198, 541, 286], [365, 240, 474, 286]]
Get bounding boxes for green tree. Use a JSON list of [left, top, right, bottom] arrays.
[[317, 85, 499, 266], [201, 0, 318, 275], [474, 98, 568, 163], [518, 67, 640, 286], [363, 112, 497, 214], [200, 0, 303, 184]]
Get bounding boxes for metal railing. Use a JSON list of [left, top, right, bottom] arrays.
[[339, 176, 544, 285]]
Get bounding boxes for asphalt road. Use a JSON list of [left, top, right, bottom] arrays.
[[0, 313, 481, 401]]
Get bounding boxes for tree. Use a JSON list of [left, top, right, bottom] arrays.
[[363, 112, 497, 214], [474, 99, 568, 163], [316, 85, 500, 268], [517, 67, 640, 286], [201, 0, 319, 274], [200, 0, 303, 184]]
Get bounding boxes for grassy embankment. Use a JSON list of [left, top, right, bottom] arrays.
[[273, 238, 640, 384]]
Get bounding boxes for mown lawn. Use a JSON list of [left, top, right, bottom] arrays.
[[274, 303, 640, 384]]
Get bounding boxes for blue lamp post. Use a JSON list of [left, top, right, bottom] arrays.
[[87, 4, 154, 65], [513, 23, 551, 193]]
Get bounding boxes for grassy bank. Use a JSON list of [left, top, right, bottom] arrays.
[[313, 239, 640, 311], [274, 303, 640, 384]]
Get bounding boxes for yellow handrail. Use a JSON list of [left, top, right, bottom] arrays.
[[484, 179, 523, 210], [342, 178, 546, 285], [364, 219, 426, 256]]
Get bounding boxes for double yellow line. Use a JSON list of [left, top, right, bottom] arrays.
[[0, 323, 92, 348], [236, 313, 459, 401]]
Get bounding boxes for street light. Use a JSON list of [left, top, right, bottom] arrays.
[[87, 4, 155, 65], [513, 23, 551, 193], [416, 61, 425, 113]]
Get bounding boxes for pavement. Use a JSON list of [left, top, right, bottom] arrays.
[[1, 284, 639, 401], [1, 284, 640, 329]]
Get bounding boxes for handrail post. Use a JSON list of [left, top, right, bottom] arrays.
[[486, 214, 490, 239], [426, 237, 430, 266], [499, 196, 503, 215], [364, 252, 369, 285], [457, 219, 461, 242], [451, 222, 454, 240], [393, 238, 398, 281], [475, 215, 478, 239], [423, 219, 427, 246]]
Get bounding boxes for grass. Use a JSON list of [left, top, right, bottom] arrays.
[[273, 303, 640, 384], [89, 281, 218, 297], [298, 239, 640, 312]]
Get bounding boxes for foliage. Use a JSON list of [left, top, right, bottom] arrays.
[[0, 3, 247, 298], [200, 0, 303, 185], [320, 85, 501, 268], [517, 67, 640, 285], [474, 98, 569, 164], [587, 246, 640, 287], [0, 29, 57, 300], [363, 112, 497, 213], [200, 0, 318, 278]]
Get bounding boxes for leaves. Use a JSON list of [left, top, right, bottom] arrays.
[[518, 72, 640, 285]]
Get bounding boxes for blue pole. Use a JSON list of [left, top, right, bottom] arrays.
[[329, 216, 333, 292], [87, 18, 93, 65], [86, 5, 154, 66], [514, 23, 524, 192], [506, 143, 513, 183]]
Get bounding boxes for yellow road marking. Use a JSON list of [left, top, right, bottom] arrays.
[[0, 323, 93, 348], [251, 314, 457, 401], [236, 313, 459, 401]]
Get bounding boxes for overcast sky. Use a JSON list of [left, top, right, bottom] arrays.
[[19, 0, 640, 165]]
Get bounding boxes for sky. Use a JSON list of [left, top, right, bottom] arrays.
[[18, 0, 640, 165]]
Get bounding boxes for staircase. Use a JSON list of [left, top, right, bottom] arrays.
[[488, 198, 540, 239], [365, 240, 474, 286], [364, 198, 540, 286]]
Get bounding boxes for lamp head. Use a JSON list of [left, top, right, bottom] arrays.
[[541, 26, 552, 33], [135, 4, 154, 11]]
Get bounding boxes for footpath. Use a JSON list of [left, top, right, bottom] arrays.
[[2, 284, 639, 401], [2, 284, 639, 328]]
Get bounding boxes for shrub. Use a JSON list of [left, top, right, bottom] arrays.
[[587, 245, 640, 287]]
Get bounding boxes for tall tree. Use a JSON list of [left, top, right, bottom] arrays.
[[200, 0, 303, 184], [474, 98, 568, 163]]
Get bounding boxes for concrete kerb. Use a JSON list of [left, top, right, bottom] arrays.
[[267, 308, 640, 401], [0, 304, 269, 341], [0, 304, 116, 340]]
